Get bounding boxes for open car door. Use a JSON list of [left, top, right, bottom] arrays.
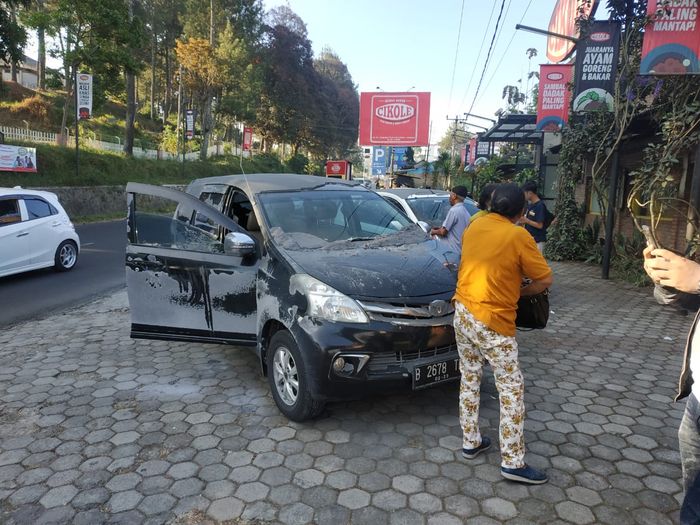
[[125, 183, 258, 345]]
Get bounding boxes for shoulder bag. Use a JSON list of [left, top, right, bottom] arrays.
[[516, 289, 550, 329]]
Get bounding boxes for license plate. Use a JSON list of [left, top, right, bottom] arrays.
[[413, 357, 460, 390]]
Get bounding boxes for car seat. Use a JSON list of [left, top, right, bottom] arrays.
[[304, 199, 344, 241]]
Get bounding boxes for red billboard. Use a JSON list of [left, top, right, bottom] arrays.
[[242, 127, 253, 151], [359, 92, 430, 146], [468, 137, 477, 165], [536, 64, 574, 132], [546, 0, 599, 63], [641, 0, 700, 75], [326, 160, 350, 178]]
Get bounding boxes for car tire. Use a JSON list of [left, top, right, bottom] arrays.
[[267, 331, 324, 422], [54, 240, 78, 272]]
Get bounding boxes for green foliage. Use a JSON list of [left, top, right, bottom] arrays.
[[0, 0, 29, 65], [285, 153, 309, 174], [0, 141, 284, 187], [611, 230, 651, 287]]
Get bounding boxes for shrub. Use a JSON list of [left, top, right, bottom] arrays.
[[9, 95, 52, 124], [285, 153, 309, 174]]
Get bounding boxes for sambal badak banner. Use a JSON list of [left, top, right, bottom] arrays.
[[641, 0, 700, 75], [573, 21, 621, 112], [536, 64, 574, 132], [0, 145, 37, 173], [359, 92, 431, 146]]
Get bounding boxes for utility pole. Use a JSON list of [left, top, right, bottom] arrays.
[[74, 67, 79, 180], [176, 65, 183, 163], [446, 115, 467, 189]]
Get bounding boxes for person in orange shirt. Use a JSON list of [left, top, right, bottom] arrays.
[[453, 183, 553, 484]]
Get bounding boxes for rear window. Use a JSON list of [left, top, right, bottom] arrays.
[[24, 197, 57, 220]]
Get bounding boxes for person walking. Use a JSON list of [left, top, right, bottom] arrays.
[[470, 183, 498, 222], [521, 181, 547, 252], [430, 185, 472, 255], [453, 183, 553, 484], [643, 247, 700, 524]]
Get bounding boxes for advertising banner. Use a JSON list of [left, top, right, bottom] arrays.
[[371, 146, 388, 175], [574, 21, 621, 112], [536, 64, 574, 131], [0, 144, 37, 173], [460, 145, 467, 166], [475, 137, 490, 161], [467, 137, 477, 165], [547, 0, 599, 63], [76, 73, 93, 120], [359, 92, 431, 146], [185, 110, 195, 140], [640, 0, 700, 75], [242, 127, 253, 151]]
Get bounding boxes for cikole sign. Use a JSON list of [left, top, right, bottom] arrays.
[[359, 92, 431, 146], [547, 0, 599, 63]]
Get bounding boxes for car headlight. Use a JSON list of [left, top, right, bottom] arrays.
[[290, 274, 369, 324]]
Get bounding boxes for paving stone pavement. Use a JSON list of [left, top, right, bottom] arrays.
[[0, 261, 693, 525]]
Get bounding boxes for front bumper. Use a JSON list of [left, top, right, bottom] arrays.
[[289, 313, 458, 401]]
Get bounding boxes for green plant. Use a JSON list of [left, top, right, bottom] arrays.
[[611, 230, 651, 287], [285, 153, 309, 174]]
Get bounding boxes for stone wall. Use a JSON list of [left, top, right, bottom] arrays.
[[26, 185, 184, 218]]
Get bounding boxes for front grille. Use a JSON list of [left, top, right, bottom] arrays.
[[358, 300, 454, 326], [367, 344, 457, 374]]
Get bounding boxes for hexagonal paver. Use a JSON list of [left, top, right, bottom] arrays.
[[207, 496, 244, 521], [337, 488, 371, 509], [393, 474, 424, 494]]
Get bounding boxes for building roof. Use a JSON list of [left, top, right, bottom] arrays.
[[479, 114, 543, 144]]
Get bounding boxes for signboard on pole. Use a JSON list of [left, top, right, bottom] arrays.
[[573, 21, 621, 112], [467, 137, 477, 165], [359, 92, 431, 146], [475, 138, 490, 161], [640, 0, 700, 75], [326, 160, 350, 179], [460, 145, 467, 166], [76, 73, 92, 120], [371, 146, 388, 175], [185, 110, 195, 140], [0, 144, 37, 173], [536, 64, 574, 132], [242, 127, 253, 151]]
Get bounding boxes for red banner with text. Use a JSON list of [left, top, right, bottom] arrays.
[[640, 0, 700, 75], [536, 64, 574, 132]]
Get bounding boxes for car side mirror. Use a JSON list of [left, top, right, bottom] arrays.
[[224, 231, 255, 257], [417, 221, 430, 233]]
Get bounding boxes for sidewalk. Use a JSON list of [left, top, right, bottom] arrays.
[[0, 261, 692, 524]]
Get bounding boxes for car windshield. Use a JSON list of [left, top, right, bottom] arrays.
[[259, 189, 416, 248], [407, 196, 479, 227]]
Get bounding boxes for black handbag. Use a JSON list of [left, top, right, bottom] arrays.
[[516, 289, 550, 329]]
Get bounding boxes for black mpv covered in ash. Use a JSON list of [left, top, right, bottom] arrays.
[[126, 174, 460, 421]]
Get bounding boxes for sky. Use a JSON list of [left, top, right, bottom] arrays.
[[263, 0, 561, 150]]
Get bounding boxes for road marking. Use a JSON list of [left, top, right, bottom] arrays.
[[82, 243, 95, 247]]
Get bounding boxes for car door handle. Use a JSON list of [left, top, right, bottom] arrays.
[[16, 232, 29, 238], [51, 221, 61, 227]]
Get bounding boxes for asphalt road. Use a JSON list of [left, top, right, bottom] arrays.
[[0, 219, 126, 328]]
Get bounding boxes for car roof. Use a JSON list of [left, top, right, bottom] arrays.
[[187, 173, 365, 196], [378, 188, 449, 199], [0, 186, 57, 199]]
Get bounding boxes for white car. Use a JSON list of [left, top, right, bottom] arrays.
[[0, 187, 80, 278], [378, 188, 479, 229]]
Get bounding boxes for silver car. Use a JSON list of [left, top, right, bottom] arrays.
[[378, 188, 479, 229]]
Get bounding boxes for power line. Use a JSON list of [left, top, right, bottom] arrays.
[[447, 0, 466, 114], [476, 0, 535, 105], [459, 1, 498, 108], [464, 0, 508, 119]]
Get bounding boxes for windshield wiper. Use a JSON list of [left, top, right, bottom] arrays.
[[347, 236, 375, 242]]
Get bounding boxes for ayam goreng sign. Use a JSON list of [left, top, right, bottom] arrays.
[[359, 92, 431, 146], [573, 21, 621, 112]]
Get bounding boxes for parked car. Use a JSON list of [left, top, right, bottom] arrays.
[[125, 174, 460, 421], [378, 188, 479, 229], [0, 187, 80, 278]]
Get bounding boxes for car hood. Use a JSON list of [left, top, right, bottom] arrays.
[[279, 232, 458, 300]]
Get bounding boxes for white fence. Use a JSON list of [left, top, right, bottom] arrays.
[[0, 125, 236, 161]]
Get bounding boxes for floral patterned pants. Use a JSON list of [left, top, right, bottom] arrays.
[[454, 302, 526, 469]]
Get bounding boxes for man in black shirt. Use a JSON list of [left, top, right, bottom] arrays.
[[521, 181, 546, 252]]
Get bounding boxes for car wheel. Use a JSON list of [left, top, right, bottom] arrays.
[[54, 240, 78, 272], [267, 331, 324, 422]]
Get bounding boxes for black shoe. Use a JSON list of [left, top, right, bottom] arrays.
[[501, 464, 548, 484], [462, 436, 491, 459]]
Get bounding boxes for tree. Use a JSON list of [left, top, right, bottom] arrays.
[[0, 0, 29, 74], [501, 85, 526, 113], [176, 37, 226, 159]]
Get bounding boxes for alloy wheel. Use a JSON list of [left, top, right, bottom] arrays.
[[272, 346, 299, 406], [59, 243, 77, 269]]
